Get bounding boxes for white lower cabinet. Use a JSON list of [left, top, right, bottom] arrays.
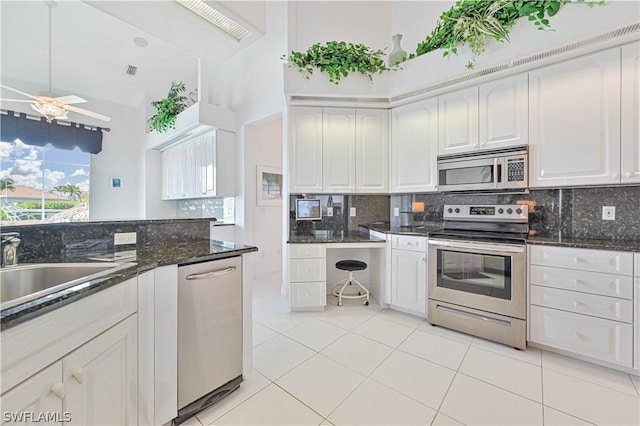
[[1, 363, 64, 425], [530, 305, 633, 367], [63, 316, 138, 426], [528, 245, 636, 370], [1, 278, 139, 425], [390, 236, 427, 317], [289, 244, 327, 311]]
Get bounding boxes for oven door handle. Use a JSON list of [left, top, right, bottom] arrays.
[[428, 239, 525, 254]]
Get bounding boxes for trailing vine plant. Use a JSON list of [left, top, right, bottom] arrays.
[[415, 0, 605, 69], [148, 81, 187, 133], [281, 41, 400, 85]]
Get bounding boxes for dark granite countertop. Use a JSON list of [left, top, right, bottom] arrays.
[[288, 230, 386, 244], [527, 235, 640, 252], [361, 222, 443, 236], [1, 239, 257, 330]]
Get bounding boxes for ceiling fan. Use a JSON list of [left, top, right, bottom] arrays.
[[0, 1, 111, 123]]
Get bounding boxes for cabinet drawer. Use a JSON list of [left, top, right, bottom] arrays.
[[392, 235, 427, 252], [290, 259, 326, 282], [529, 305, 633, 367], [530, 285, 633, 323], [529, 245, 633, 275], [290, 244, 326, 259], [529, 265, 633, 299], [290, 282, 326, 308]]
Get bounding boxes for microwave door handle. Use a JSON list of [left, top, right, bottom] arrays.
[[493, 158, 499, 189]]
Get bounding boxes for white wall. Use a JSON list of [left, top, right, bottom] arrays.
[[247, 116, 283, 278], [0, 76, 143, 220], [291, 1, 391, 51]]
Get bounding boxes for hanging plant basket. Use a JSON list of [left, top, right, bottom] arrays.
[[148, 81, 187, 133]]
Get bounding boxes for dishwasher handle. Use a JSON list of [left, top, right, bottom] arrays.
[[186, 266, 237, 280]]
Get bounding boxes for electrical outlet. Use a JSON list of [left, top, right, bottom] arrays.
[[602, 206, 616, 221], [327, 207, 333, 217], [114, 232, 137, 245], [393, 207, 400, 217], [350, 207, 356, 217]]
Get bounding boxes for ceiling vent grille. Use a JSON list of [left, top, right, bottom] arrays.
[[392, 23, 640, 103], [126, 65, 138, 76]]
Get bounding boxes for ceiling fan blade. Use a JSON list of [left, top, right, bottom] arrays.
[[53, 95, 87, 105], [0, 99, 35, 103], [64, 105, 111, 122], [0, 84, 39, 101]]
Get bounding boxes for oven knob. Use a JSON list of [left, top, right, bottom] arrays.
[[498, 208, 504, 214], [507, 208, 513, 214], [516, 208, 523, 215], [454, 208, 460, 213], [447, 208, 453, 213]]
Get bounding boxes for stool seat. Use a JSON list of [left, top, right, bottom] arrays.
[[336, 260, 367, 271]]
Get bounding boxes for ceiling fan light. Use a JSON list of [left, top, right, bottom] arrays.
[[32, 102, 67, 120]]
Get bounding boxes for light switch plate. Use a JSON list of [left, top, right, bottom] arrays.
[[114, 232, 136, 245], [350, 207, 356, 217], [393, 207, 400, 217], [327, 207, 333, 217], [602, 206, 616, 221]]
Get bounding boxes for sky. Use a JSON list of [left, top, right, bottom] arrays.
[[0, 139, 90, 193]]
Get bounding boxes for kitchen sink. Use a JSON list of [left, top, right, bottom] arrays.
[[0, 262, 136, 310]]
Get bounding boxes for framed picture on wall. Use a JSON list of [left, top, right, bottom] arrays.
[[109, 176, 123, 189], [257, 166, 283, 206]]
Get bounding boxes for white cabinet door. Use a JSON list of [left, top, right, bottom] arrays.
[[438, 86, 479, 155], [479, 74, 528, 150], [356, 109, 389, 193], [391, 249, 427, 315], [529, 48, 621, 187], [622, 41, 640, 184], [289, 107, 323, 193], [391, 98, 438, 193], [63, 316, 138, 426], [1, 363, 64, 426], [323, 108, 356, 193]]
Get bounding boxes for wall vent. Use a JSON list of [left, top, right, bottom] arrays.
[[126, 65, 138, 76]]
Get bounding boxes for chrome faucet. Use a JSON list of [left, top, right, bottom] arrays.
[[1, 232, 21, 267]]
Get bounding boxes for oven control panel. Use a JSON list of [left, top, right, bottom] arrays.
[[444, 204, 528, 222]]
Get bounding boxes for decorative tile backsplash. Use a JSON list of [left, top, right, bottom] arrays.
[[177, 197, 235, 223]]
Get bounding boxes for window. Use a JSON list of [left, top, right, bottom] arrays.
[[0, 139, 90, 224]]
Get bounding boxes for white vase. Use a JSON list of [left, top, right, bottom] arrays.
[[388, 33, 407, 66]]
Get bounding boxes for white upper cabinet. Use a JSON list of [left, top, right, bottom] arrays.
[[479, 74, 528, 150], [289, 107, 323, 193], [391, 98, 438, 193], [161, 130, 235, 200], [323, 108, 356, 193], [356, 109, 389, 193], [622, 41, 640, 184], [438, 86, 479, 155], [289, 107, 388, 193], [529, 48, 621, 187]]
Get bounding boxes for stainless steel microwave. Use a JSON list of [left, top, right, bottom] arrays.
[[437, 146, 528, 192]]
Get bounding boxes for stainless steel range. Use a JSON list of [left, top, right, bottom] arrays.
[[428, 204, 529, 349]]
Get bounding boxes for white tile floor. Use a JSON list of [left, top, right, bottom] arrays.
[[189, 272, 640, 426]]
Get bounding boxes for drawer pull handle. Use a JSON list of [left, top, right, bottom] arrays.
[[573, 257, 581, 264], [50, 383, 66, 399], [573, 279, 583, 286], [573, 332, 585, 340], [72, 368, 85, 384], [573, 301, 582, 308]]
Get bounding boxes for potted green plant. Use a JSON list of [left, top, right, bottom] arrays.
[[282, 41, 399, 85], [148, 81, 187, 133]]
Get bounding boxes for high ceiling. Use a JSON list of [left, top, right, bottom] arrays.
[[0, 1, 265, 107]]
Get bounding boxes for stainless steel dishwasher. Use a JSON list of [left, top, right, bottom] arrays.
[[175, 256, 243, 425]]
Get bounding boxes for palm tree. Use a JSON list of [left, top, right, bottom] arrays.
[[53, 184, 83, 201], [0, 177, 16, 192]]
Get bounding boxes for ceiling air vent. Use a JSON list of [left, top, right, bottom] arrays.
[[126, 65, 138, 76]]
